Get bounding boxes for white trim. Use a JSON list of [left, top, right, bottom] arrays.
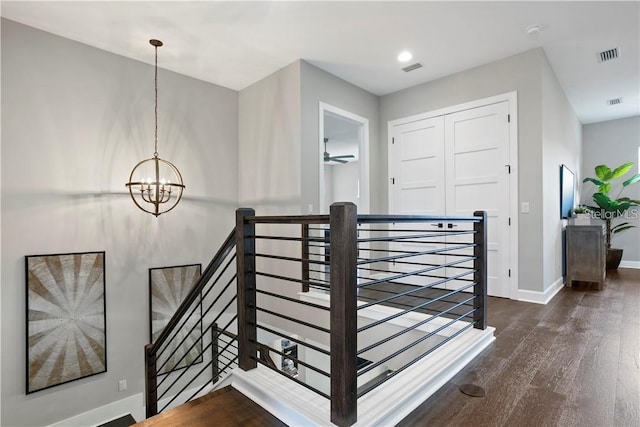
[[47, 393, 144, 427], [230, 326, 495, 427], [388, 91, 519, 300], [516, 277, 564, 305], [319, 102, 370, 214], [619, 260, 640, 269]]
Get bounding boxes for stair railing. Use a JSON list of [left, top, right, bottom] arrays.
[[144, 229, 238, 418], [144, 204, 487, 427]]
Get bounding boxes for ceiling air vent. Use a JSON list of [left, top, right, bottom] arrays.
[[599, 47, 619, 62], [402, 63, 423, 72], [607, 97, 623, 106]]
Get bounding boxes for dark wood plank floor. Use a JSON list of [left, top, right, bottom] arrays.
[[398, 268, 640, 427], [133, 386, 286, 427]]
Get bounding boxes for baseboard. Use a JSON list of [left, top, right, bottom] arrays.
[[48, 393, 143, 427], [515, 277, 564, 305], [619, 260, 640, 269]]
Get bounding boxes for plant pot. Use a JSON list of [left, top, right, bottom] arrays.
[[573, 214, 591, 225], [606, 248, 623, 270]]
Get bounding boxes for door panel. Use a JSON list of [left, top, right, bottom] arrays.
[[390, 117, 446, 289], [445, 102, 510, 297]]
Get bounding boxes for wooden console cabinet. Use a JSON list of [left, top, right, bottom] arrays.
[[565, 224, 606, 289]]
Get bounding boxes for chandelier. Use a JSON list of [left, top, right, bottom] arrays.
[[126, 39, 184, 217]]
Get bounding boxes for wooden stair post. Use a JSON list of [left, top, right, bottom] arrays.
[[236, 208, 257, 370], [329, 202, 358, 427], [473, 210, 487, 330]]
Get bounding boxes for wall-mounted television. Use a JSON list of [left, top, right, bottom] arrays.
[[560, 164, 575, 219]]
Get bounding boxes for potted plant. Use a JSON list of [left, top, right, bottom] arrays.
[[582, 162, 640, 269], [572, 205, 591, 225]]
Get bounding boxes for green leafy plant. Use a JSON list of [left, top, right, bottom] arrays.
[[582, 162, 640, 249], [573, 205, 589, 215]]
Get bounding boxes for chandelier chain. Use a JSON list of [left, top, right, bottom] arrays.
[[154, 43, 159, 158]]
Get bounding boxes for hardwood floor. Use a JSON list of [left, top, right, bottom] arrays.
[[133, 386, 286, 427], [134, 270, 638, 427], [398, 268, 640, 427]]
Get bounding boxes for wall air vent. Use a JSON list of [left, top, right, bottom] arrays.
[[402, 63, 423, 72], [599, 48, 619, 62], [607, 97, 623, 106]]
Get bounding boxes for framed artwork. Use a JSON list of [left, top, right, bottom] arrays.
[[560, 164, 575, 219], [149, 264, 202, 375], [25, 251, 106, 394]]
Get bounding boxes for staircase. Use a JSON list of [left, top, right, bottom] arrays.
[[140, 203, 493, 426]]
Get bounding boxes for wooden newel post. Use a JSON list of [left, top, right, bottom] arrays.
[[329, 202, 358, 427], [144, 344, 158, 418], [301, 223, 310, 292], [473, 210, 488, 330], [236, 208, 257, 370]]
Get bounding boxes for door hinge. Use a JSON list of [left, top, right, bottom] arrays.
[[391, 177, 395, 185], [507, 114, 511, 123], [392, 137, 395, 144]]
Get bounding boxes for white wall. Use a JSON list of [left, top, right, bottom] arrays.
[[541, 52, 582, 289], [582, 116, 640, 265], [380, 49, 545, 293], [1, 19, 238, 426]]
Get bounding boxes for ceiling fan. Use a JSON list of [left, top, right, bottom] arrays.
[[323, 138, 355, 164]]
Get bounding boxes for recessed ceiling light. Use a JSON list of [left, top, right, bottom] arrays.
[[526, 25, 542, 35], [397, 51, 412, 63]]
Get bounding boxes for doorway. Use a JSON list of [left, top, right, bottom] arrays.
[[319, 103, 370, 214]]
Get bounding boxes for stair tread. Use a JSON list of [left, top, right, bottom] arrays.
[[134, 386, 287, 427]]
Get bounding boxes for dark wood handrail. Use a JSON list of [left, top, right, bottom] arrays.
[[149, 229, 236, 355]]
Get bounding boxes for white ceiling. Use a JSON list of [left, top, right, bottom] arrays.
[[2, 1, 638, 124]]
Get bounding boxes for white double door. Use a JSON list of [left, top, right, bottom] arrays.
[[389, 101, 511, 298]]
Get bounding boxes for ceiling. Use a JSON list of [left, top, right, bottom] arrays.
[[2, 1, 638, 124]]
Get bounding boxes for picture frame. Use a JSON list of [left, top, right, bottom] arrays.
[[25, 251, 106, 394], [149, 263, 202, 375], [560, 164, 575, 219]]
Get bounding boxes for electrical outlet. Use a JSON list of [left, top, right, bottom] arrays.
[[521, 202, 530, 214], [118, 379, 127, 392], [308, 204, 313, 214]]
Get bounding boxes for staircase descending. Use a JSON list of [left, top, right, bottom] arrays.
[[141, 203, 493, 427]]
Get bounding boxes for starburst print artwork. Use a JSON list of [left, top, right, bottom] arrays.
[[26, 252, 106, 394], [149, 264, 202, 375]]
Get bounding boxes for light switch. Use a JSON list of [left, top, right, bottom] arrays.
[[521, 202, 530, 213]]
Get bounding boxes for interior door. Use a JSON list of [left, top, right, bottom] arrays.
[[444, 102, 511, 298], [389, 117, 446, 288]]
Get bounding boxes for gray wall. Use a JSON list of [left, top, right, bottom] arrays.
[[541, 54, 582, 288], [238, 60, 301, 215], [582, 116, 640, 265], [380, 49, 545, 293], [299, 60, 380, 214], [1, 19, 238, 426]]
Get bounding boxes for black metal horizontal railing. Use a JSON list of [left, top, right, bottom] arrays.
[[353, 212, 487, 398], [144, 230, 239, 418], [234, 204, 486, 427], [144, 204, 486, 427]]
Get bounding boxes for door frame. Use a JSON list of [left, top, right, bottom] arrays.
[[387, 91, 519, 299], [319, 102, 370, 214]]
